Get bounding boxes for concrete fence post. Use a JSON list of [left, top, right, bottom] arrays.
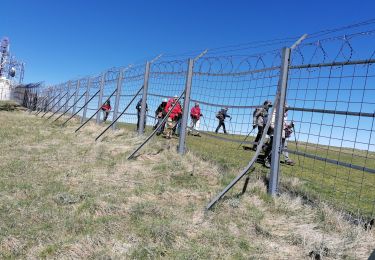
[[72, 80, 80, 115], [178, 58, 194, 155], [138, 62, 151, 134], [269, 47, 291, 196], [96, 72, 106, 124], [81, 78, 91, 123], [112, 69, 124, 130]]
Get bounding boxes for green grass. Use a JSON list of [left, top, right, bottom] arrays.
[[0, 108, 374, 258], [185, 131, 375, 218], [109, 118, 375, 218]]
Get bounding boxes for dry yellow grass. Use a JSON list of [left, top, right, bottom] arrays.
[[0, 109, 374, 259]]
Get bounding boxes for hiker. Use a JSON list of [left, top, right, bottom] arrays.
[[101, 100, 111, 122], [163, 95, 182, 139], [172, 97, 183, 136], [263, 108, 275, 168], [215, 107, 231, 134], [282, 105, 295, 166], [189, 102, 203, 136], [136, 98, 148, 131], [263, 103, 294, 168], [154, 98, 168, 135], [252, 100, 272, 151]]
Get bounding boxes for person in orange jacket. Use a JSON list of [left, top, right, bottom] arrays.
[[163, 95, 182, 139]]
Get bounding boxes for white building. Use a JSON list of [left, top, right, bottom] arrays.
[[0, 77, 12, 101]]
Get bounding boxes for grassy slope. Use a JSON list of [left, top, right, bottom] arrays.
[[116, 120, 375, 218], [0, 109, 374, 259], [184, 131, 375, 218]]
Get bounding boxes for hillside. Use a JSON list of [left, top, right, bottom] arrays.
[[0, 108, 374, 259]]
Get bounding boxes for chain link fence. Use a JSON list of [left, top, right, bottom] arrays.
[[20, 24, 375, 221]]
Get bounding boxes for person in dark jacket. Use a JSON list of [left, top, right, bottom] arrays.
[[215, 107, 231, 134], [154, 98, 168, 135], [136, 98, 148, 131], [101, 100, 111, 122]]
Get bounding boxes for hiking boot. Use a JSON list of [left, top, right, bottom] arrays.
[[264, 159, 271, 168], [285, 159, 295, 166], [251, 146, 257, 151]]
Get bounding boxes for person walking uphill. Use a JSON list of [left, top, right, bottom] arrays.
[[189, 102, 203, 136], [263, 103, 294, 168], [101, 100, 111, 122], [252, 100, 272, 150], [136, 98, 148, 132], [163, 96, 182, 139], [215, 107, 231, 134], [154, 98, 168, 135]]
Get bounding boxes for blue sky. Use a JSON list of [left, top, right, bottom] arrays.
[[2, 0, 374, 155], [2, 0, 375, 84]]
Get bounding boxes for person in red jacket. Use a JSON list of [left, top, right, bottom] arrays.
[[101, 100, 111, 122], [163, 96, 182, 139], [189, 102, 203, 136]]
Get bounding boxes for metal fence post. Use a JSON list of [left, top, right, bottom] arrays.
[[96, 72, 106, 124], [269, 47, 291, 196], [178, 58, 194, 155], [112, 69, 124, 130], [138, 62, 151, 134], [81, 78, 91, 123], [72, 80, 80, 115]]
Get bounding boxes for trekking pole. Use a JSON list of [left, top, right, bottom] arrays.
[[237, 127, 255, 149], [292, 124, 301, 166], [201, 116, 210, 132]]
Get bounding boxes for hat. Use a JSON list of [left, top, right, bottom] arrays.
[[162, 98, 168, 102], [263, 100, 272, 106], [224, 107, 228, 110], [195, 102, 199, 106], [173, 95, 178, 99]]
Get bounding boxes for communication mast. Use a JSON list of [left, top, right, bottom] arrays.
[[0, 37, 9, 78], [0, 36, 25, 83]]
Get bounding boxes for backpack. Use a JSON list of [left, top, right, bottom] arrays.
[[253, 107, 268, 126], [216, 111, 224, 120], [285, 127, 293, 138]]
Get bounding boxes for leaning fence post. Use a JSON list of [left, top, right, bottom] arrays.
[[178, 58, 194, 155], [96, 72, 106, 124], [138, 61, 151, 134], [269, 47, 291, 196], [72, 80, 80, 115], [112, 69, 124, 130], [81, 78, 91, 123]]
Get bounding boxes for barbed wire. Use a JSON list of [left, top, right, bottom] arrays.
[[18, 23, 375, 221]]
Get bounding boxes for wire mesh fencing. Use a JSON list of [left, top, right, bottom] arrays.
[[20, 26, 375, 221], [284, 31, 375, 218]]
